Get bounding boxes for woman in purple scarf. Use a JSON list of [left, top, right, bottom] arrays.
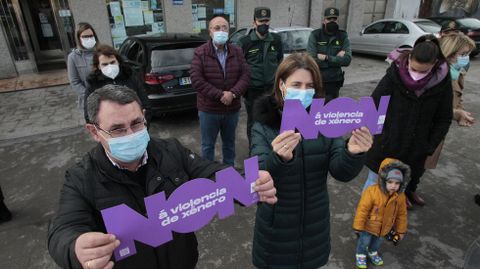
[[363, 35, 453, 208]]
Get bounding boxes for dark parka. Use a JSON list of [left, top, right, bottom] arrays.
[[237, 30, 283, 93], [250, 96, 366, 268], [307, 28, 352, 82], [366, 62, 453, 185], [47, 138, 227, 269], [190, 40, 250, 114], [84, 65, 150, 123]]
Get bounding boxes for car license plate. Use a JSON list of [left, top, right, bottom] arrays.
[[179, 77, 191, 85]]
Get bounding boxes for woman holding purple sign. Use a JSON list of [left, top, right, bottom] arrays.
[[364, 35, 453, 208], [250, 53, 373, 268]]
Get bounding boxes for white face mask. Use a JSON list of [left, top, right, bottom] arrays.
[[80, 37, 96, 49], [101, 64, 120, 79]]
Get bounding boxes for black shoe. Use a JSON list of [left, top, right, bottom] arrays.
[[475, 194, 480, 206], [0, 201, 12, 223]]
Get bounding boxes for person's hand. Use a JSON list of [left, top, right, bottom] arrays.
[[220, 91, 234, 106], [398, 234, 405, 241], [457, 110, 475, 127], [254, 170, 277, 204], [271, 130, 301, 162], [347, 127, 373, 154], [337, 50, 345, 57], [317, 53, 327, 61], [75, 232, 120, 269]]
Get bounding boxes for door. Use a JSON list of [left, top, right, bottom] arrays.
[[16, 0, 74, 70], [363, 0, 386, 25]]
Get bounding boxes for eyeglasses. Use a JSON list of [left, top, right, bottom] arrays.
[[80, 34, 95, 38], [211, 25, 228, 31], [95, 119, 146, 138]]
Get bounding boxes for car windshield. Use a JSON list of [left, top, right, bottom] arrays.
[[414, 21, 441, 33], [278, 30, 312, 52], [150, 47, 195, 73], [458, 18, 480, 29]]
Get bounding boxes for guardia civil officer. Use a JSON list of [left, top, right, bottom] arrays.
[[307, 7, 352, 102], [237, 7, 283, 144]]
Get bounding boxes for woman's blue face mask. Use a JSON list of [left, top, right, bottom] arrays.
[[282, 82, 315, 108]]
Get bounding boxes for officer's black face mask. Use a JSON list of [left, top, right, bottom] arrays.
[[256, 24, 269, 35], [325, 21, 339, 34]]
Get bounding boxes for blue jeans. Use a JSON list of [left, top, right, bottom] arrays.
[[198, 111, 239, 166], [362, 168, 378, 193], [356, 231, 384, 255]]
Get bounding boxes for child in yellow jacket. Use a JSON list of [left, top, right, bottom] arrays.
[[353, 158, 409, 268]]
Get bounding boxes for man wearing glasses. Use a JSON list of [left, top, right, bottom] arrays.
[[190, 16, 250, 166], [47, 85, 276, 269], [307, 7, 352, 102], [237, 7, 283, 145]]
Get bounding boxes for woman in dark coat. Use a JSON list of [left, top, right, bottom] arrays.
[[84, 44, 150, 123], [363, 35, 453, 207], [250, 53, 373, 268]]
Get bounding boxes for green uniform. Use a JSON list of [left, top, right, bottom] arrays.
[[238, 30, 283, 92], [307, 28, 352, 83], [237, 30, 283, 143]]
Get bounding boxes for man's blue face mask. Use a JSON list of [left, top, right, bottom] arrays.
[[105, 128, 150, 163]]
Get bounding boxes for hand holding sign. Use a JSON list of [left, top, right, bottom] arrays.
[[75, 232, 119, 269], [347, 127, 373, 154], [271, 130, 302, 162], [255, 170, 278, 204]]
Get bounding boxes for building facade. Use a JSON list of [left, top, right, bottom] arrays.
[[0, 0, 415, 79]]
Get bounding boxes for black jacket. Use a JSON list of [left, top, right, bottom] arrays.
[[366, 62, 453, 180], [47, 138, 227, 269], [84, 65, 150, 123], [250, 96, 365, 268]]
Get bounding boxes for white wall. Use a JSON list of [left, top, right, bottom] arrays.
[[392, 0, 421, 19], [237, 0, 310, 29]]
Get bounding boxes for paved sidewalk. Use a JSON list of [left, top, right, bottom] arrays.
[[0, 85, 84, 141]]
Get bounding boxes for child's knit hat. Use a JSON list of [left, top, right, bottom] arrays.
[[386, 168, 404, 182]]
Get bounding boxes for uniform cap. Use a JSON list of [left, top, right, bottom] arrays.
[[254, 7, 271, 20], [324, 7, 340, 18]]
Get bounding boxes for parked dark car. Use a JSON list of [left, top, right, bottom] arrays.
[[428, 17, 480, 56], [118, 33, 207, 115]]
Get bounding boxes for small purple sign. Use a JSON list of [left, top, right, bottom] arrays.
[[280, 96, 390, 138], [101, 156, 260, 261]]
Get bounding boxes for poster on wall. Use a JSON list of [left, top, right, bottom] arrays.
[[124, 7, 144, 26], [123, 0, 142, 9], [144, 10, 154, 24], [225, 0, 234, 14], [173, 0, 183, 5], [197, 6, 206, 19], [110, 2, 122, 16], [152, 22, 165, 33]]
